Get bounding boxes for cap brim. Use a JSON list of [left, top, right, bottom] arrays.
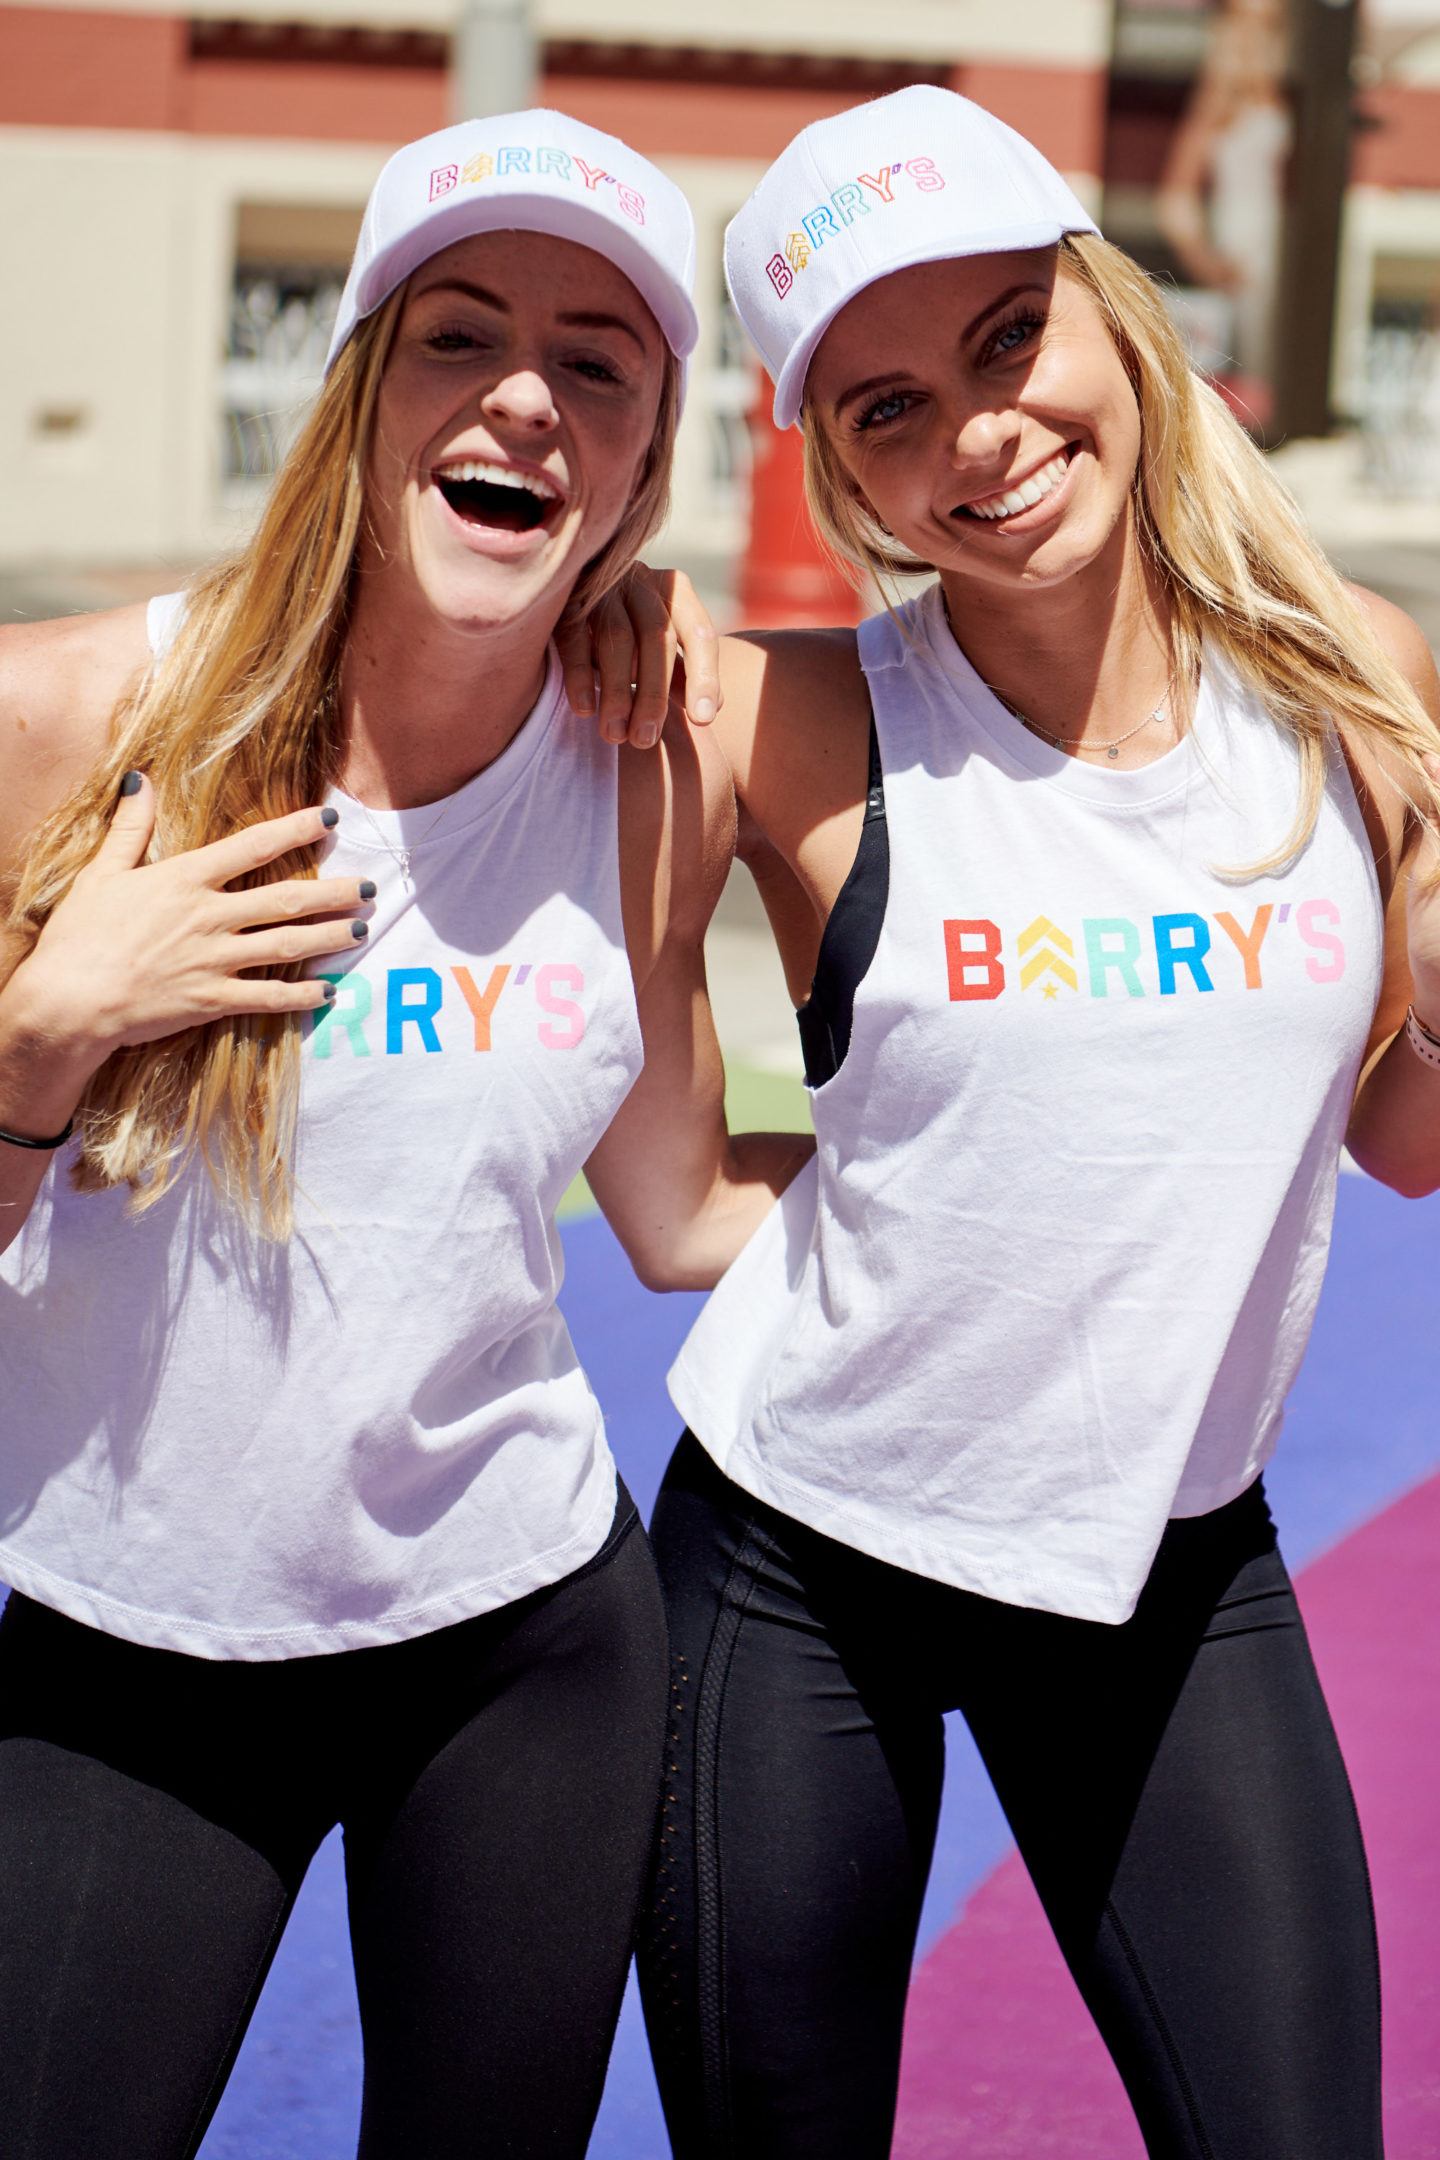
[[771, 218, 1091, 429], [329, 186, 700, 371]]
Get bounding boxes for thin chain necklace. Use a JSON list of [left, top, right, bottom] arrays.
[[939, 592, 1186, 762], [346, 794, 456, 887], [987, 677, 1179, 760], [329, 675, 462, 886]]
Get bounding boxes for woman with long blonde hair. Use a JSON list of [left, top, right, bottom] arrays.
[[0, 111, 806, 2158], [606, 86, 1440, 2158]]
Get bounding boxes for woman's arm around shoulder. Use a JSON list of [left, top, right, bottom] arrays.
[[708, 625, 871, 875], [557, 563, 875, 947], [1341, 583, 1440, 1197], [584, 713, 813, 1292]]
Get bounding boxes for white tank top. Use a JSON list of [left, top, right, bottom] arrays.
[[0, 594, 641, 1657], [671, 584, 1382, 1624]]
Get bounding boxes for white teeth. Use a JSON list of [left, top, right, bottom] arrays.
[[963, 451, 1070, 521], [436, 459, 560, 500]]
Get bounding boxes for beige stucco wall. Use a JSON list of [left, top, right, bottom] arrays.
[[0, 124, 782, 571], [0, 127, 389, 569], [0, 0, 1112, 573], [15, 0, 1114, 67], [1333, 181, 1440, 411]]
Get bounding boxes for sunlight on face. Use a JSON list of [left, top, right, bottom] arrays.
[[361, 228, 666, 639], [808, 248, 1142, 607]]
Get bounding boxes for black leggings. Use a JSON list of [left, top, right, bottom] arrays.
[[0, 1492, 668, 2160], [639, 1435, 1382, 2160]]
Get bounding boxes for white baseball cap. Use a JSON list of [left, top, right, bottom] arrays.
[[725, 85, 1100, 429], [325, 108, 699, 374]]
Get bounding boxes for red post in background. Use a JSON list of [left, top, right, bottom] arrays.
[[736, 376, 863, 631]]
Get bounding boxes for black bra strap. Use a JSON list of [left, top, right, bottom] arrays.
[[795, 713, 889, 1090]]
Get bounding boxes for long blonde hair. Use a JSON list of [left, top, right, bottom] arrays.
[[10, 300, 681, 1238], [803, 231, 1440, 872]]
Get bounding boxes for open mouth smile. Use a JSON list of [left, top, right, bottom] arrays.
[[432, 459, 564, 536], [953, 444, 1076, 524]]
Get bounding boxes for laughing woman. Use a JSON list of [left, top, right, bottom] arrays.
[[0, 114, 805, 2160], [624, 87, 1440, 2160]]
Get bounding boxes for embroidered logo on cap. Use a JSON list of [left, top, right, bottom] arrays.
[[428, 146, 648, 225], [764, 156, 946, 298]]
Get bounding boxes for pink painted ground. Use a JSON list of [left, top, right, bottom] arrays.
[[892, 1471, 1440, 2159]]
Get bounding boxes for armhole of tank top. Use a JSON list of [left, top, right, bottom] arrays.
[[795, 711, 890, 1090]]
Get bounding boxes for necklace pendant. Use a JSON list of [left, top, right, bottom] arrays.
[[1107, 745, 1119, 760], [398, 849, 412, 882]]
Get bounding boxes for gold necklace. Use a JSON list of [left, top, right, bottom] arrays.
[[941, 589, 1186, 761], [989, 680, 1178, 760]]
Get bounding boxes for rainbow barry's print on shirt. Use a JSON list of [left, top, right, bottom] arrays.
[[311, 962, 588, 1056], [944, 899, 1345, 1004]]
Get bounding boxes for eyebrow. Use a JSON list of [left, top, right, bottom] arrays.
[[830, 280, 1052, 421], [412, 278, 651, 355]]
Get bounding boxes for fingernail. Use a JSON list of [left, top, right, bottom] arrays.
[[691, 698, 716, 724], [322, 981, 338, 1002], [572, 689, 595, 715], [635, 722, 660, 750], [358, 879, 377, 901], [321, 807, 340, 829], [350, 921, 368, 941], [119, 770, 142, 797]]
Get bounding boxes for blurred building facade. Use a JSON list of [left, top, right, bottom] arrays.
[[0, 0, 1112, 573], [1, 0, 1437, 577]]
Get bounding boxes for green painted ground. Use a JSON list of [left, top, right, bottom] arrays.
[[558, 1060, 811, 1222]]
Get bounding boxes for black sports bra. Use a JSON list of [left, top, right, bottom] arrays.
[[795, 716, 889, 1089]]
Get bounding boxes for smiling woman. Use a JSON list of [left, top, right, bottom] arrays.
[[614, 82, 1440, 2160], [0, 109, 810, 2160], [355, 225, 680, 664]]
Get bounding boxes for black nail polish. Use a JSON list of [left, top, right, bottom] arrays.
[[119, 771, 142, 797], [322, 981, 338, 1001], [358, 879, 377, 901], [350, 921, 368, 940], [321, 807, 340, 829]]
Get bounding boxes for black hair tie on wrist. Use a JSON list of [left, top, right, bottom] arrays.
[[0, 1117, 75, 1152]]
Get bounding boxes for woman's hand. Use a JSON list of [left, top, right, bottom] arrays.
[[554, 565, 721, 750], [8, 775, 371, 1071]]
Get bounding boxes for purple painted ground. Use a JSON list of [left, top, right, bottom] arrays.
[[892, 1470, 1440, 2158]]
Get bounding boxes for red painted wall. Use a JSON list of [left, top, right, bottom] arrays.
[[541, 75, 874, 161], [1354, 84, 1440, 193], [183, 57, 445, 142], [0, 8, 1109, 181], [0, 7, 185, 131], [949, 62, 1108, 177]]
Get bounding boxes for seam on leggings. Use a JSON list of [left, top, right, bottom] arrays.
[[693, 1511, 777, 2156], [1104, 1899, 1218, 2160]]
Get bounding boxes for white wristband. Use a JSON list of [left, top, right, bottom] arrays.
[[1404, 1006, 1440, 1069]]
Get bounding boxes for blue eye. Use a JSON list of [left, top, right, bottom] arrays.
[[855, 389, 913, 433], [984, 310, 1045, 362]]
